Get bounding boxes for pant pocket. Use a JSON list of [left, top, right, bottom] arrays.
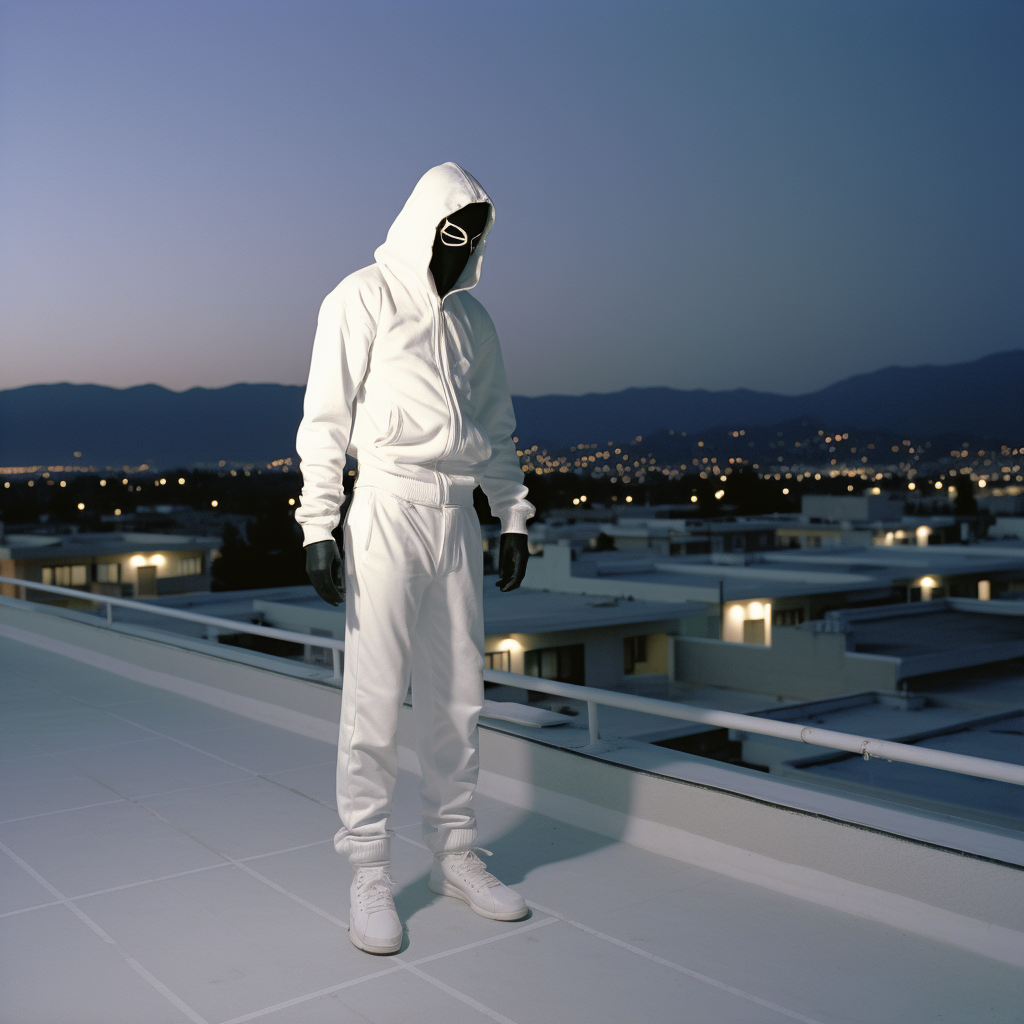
[[363, 490, 377, 551]]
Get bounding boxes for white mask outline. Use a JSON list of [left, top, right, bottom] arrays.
[[439, 218, 483, 252]]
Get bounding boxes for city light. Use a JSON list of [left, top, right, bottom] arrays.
[[908, 482, 916, 490], [114, 509, 121, 516], [690, 495, 698, 503], [871, 487, 880, 495], [934, 481, 942, 490], [178, 478, 185, 485], [288, 498, 296, 505], [211, 500, 219, 507], [978, 479, 987, 488], [625, 495, 632, 503], [100, 479, 107, 486], [782, 488, 789, 494], [77, 503, 85, 510], [714, 489, 725, 500]]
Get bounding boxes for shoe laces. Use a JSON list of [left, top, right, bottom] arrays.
[[355, 868, 396, 914], [442, 847, 502, 890]]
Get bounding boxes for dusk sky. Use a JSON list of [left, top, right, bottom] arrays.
[[2, 1, 1021, 398]]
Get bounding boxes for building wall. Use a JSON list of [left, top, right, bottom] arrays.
[[675, 629, 901, 701]]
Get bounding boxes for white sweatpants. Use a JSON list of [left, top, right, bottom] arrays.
[[335, 483, 485, 866]]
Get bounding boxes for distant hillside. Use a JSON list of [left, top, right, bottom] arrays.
[[0, 351, 1020, 468]]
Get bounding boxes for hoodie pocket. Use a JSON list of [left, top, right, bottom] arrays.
[[373, 406, 404, 447]]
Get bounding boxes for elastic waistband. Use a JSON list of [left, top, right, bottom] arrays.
[[355, 464, 476, 508]]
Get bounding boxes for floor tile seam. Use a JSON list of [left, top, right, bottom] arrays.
[[0, 837, 211, 1024], [216, 964, 406, 1024], [525, 899, 830, 1024], [400, 962, 521, 1024], [0, 897, 64, 918], [70, 860, 233, 901], [132, 774, 265, 801], [0, 797, 127, 824], [95, 707, 266, 775]]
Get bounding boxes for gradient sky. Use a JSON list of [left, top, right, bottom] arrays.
[[2, 0, 1021, 397]]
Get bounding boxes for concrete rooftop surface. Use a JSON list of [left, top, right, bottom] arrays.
[[2, 637, 1023, 1024]]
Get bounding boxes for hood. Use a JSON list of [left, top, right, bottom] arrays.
[[374, 162, 495, 295]]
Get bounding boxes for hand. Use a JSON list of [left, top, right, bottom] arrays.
[[305, 539, 344, 606], [495, 533, 529, 592]]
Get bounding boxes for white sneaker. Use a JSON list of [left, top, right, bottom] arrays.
[[428, 847, 528, 921], [349, 867, 402, 954]]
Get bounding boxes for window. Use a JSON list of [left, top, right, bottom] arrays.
[[178, 556, 202, 576], [95, 563, 120, 583], [773, 608, 805, 627], [47, 565, 88, 587], [484, 650, 510, 672], [524, 644, 584, 687], [624, 635, 649, 674]]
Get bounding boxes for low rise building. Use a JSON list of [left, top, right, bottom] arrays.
[[0, 530, 220, 600]]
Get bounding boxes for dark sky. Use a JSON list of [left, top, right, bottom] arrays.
[[2, 1, 1021, 397]]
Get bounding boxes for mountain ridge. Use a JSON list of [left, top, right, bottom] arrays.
[[1, 350, 1020, 467]]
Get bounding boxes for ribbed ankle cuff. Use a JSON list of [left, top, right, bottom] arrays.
[[424, 827, 477, 856], [343, 836, 391, 866]]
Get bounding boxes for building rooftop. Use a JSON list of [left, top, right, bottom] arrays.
[[2, 632, 1022, 1024], [1, 530, 220, 559]]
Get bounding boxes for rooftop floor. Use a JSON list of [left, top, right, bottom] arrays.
[[2, 637, 1022, 1024]]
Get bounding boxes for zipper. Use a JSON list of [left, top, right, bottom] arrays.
[[431, 292, 462, 503]]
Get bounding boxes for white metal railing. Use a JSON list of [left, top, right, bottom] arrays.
[[3, 575, 1023, 788], [0, 576, 344, 679]]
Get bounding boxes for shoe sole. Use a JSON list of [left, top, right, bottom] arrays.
[[348, 919, 402, 955], [428, 878, 528, 921]]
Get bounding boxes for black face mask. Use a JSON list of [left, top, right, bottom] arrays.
[[429, 202, 490, 298]]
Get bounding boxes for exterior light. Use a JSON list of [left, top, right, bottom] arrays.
[[690, 495, 698, 503], [60, 480, 66, 488], [978, 479, 987, 488], [159, 478, 166, 485], [625, 496, 633, 503], [978, 580, 991, 601], [782, 488, 789, 495], [130, 555, 146, 567], [499, 638, 522, 652], [580, 495, 587, 502], [114, 508, 122, 516], [908, 482, 915, 490], [150, 554, 166, 567], [847, 484, 854, 491], [934, 481, 942, 490], [915, 526, 931, 547], [77, 503, 85, 510], [211, 500, 219, 507], [288, 498, 296, 506], [122, 478, 128, 484], [572, 498, 580, 505], [178, 477, 185, 485], [871, 487, 880, 495], [714, 489, 725, 499], [100, 479, 107, 487]]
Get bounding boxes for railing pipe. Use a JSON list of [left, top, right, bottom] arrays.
[[484, 668, 1024, 787], [3, 577, 1021, 788], [0, 577, 344, 655]]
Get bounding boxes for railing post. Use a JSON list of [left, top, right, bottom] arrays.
[[106, 602, 113, 626], [332, 648, 342, 680], [588, 701, 600, 743]]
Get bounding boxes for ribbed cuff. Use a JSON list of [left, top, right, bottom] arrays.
[[424, 827, 477, 856], [335, 833, 391, 867], [301, 522, 338, 546], [499, 509, 530, 535]]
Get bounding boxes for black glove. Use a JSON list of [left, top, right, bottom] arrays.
[[495, 532, 529, 592], [305, 539, 344, 606]]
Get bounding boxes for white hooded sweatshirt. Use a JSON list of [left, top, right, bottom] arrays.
[[295, 163, 535, 546]]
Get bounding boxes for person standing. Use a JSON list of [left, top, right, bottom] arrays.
[[295, 162, 534, 954]]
